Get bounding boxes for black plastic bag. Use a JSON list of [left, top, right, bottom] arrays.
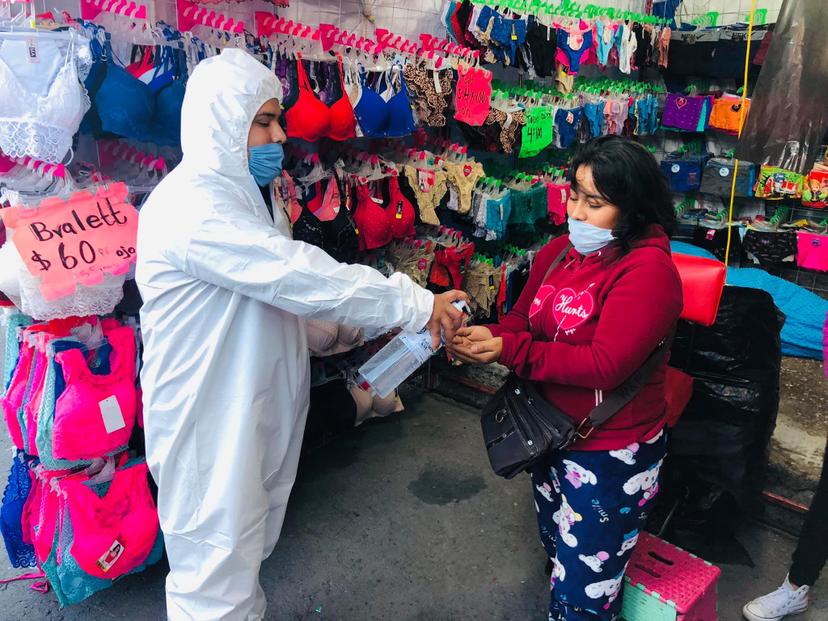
[[667, 286, 784, 508]]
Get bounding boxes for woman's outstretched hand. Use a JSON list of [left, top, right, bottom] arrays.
[[446, 325, 502, 364]]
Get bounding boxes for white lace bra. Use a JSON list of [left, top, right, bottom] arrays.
[[0, 31, 91, 164]]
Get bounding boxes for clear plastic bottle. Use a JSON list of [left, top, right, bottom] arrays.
[[357, 300, 469, 398]]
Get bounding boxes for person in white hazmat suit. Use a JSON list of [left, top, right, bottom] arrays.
[[135, 48, 467, 620]]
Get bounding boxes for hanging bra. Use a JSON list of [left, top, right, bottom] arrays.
[[51, 326, 137, 461], [126, 46, 176, 94], [353, 66, 416, 138], [291, 187, 326, 250], [285, 55, 356, 142], [320, 177, 360, 263], [35, 337, 112, 471], [60, 461, 159, 580], [275, 171, 302, 226], [1, 342, 33, 450], [302, 175, 360, 263], [354, 183, 393, 251], [30, 469, 59, 565], [92, 34, 185, 146], [305, 175, 342, 222], [0, 30, 89, 163], [383, 175, 417, 240], [23, 347, 48, 456], [1, 451, 36, 569]]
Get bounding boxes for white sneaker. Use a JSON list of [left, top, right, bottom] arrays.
[[742, 575, 810, 621]]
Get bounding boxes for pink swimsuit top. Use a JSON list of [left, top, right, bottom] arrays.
[[52, 326, 137, 461], [61, 461, 159, 580]]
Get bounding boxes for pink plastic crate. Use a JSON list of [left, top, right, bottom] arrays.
[[622, 532, 721, 621]]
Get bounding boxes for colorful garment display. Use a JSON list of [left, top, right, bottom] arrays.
[[0, 4, 821, 619]]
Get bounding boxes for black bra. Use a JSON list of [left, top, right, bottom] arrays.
[[292, 176, 359, 263]]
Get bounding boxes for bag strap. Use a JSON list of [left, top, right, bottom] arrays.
[[540, 243, 573, 285], [575, 330, 675, 440]]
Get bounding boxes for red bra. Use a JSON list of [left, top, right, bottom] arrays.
[[354, 182, 393, 251], [383, 175, 416, 240], [285, 55, 357, 142]]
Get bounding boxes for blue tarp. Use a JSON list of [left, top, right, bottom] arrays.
[[671, 241, 827, 360]]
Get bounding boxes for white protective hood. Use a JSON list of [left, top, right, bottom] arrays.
[[136, 49, 433, 621]]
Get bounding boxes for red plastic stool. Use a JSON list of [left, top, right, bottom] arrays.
[[622, 532, 721, 621]]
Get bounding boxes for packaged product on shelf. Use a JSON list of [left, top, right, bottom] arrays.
[[660, 151, 710, 193], [754, 166, 804, 200], [802, 165, 828, 208], [743, 225, 798, 266], [796, 229, 828, 272], [700, 158, 756, 197], [662, 93, 713, 132], [709, 94, 751, 135]]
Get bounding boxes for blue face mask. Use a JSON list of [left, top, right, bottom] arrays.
[[248, 142, 284, 187], [567, 218, 615, 254]]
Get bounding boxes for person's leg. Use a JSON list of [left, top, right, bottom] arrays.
[[742, 436, 826, 621], [157, 425, 270, 621], [545, 432, 667, 621], [149, 392, 308, 621], [262, 392, 310, 560], [790, 435, 828, 587], [530, 457, 562, 572]]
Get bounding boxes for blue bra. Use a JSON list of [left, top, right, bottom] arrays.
[[83, 30, 186, 146], [354, 67, 415, 138]]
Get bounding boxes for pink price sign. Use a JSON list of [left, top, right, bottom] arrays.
[[0, 183, 138, 301], [453, 64, 492, 127]]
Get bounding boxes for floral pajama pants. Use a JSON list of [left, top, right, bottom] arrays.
[[529, 430, 668, 621]]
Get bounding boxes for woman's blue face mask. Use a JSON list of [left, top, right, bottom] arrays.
[[248, 142, 284, 187], [567, 218, 616, 254]]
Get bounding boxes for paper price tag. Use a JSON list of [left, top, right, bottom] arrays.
[[100, 395, 126, 433], [454, 66, 492, 127], [519, 106, 554, 158], [0, 183, 138, 301]]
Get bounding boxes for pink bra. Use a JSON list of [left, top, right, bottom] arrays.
[[52, 326, 137, 461], [308, 176, 342, 222], [1, 343, 33, 450], [28, 470, 60, 564], [22, 349, 47, 456], [61, 462, 159, 580]]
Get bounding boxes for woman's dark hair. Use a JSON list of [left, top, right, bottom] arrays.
[[567, 136, 675, 249]]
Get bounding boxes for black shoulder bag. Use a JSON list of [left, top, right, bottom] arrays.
[[481, 244, 673, 479]]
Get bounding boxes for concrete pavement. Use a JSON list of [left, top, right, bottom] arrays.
[[0, 391, 824, 620]]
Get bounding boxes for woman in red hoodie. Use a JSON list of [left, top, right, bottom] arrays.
[[449, 136, 683, 620]]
